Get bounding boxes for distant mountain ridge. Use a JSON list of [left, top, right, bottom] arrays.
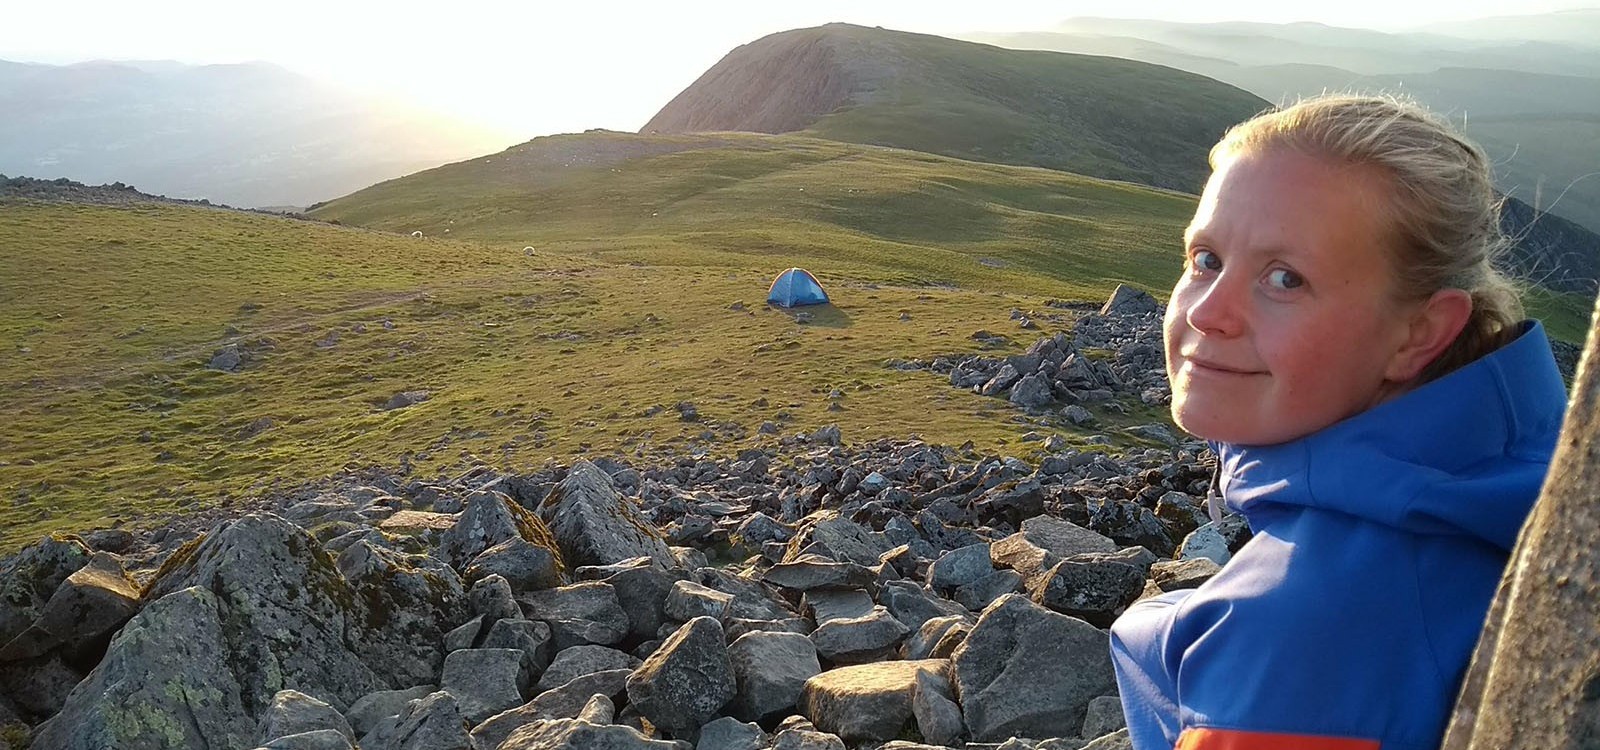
[[0, 59, 520, 208], [960, 13, 1600, 236], [643, 23, 1269, 193]]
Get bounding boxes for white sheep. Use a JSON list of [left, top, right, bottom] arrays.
[[523, 246, 536, 255], [411, 230, 423, 238]]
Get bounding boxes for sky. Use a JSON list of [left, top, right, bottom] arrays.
[[4, 1, 1594, 141]]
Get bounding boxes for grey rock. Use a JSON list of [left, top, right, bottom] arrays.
[[663, 579, 733, 622], [724, 617, 812, 641], [1009, 373, 1054, 408], [727, 631, 821, 722], [980, 364, 1021, 397], [912, 667, 965, 746], [955, 568, 1024, 611], [927, 543, 994, 591], [0, 652, 83, 725], [441, 647, 529, 723], [953, 594, 1117, 741], [0, 550, 141, 662], [1178, 514, 1252, 566], [444, 616, 485, 652], [801, 588, 874, 625], [879, 580, 968, 631], [1151, 558, 1223, 592], [696, 716, 766, 750], [902, 615, 969, 661], [382, 390, 430, 410], [991, 515, 1116, 584], [209, 344, 243, 371], [1100, 284, 1160, 316], [698, 569, 797, 621], [586, 562, 687, 641], [1030, 555, 1146, 628], [575, 693, 615, 724], [0, 534, 90, 646], [786, 514, 893, 567], [809, 606, 910, 664], [359, 690, 474, 750], [441, 490, 563, 571], [1080, 728, 1133, 750], [1062, 405, 1095, 427], [482, 618, 556, 677], [537, 645, 641, 693], [465, 536, 565, 593], [258, 690, 355, 744], [259, 728, 357, 749], [799, 659, 951, 742], [474, 669, 632, 750], [498, 718, 681, 749], [344, 685, 435, 738], [471, 574, 524, 622], [30, 587, 254, 749], [1081, 695, 1128, 739], [732, 513, 793, 548], [762, 556, 875, 592], [1084, 499, 1174, 558], [770, 729, 846, 750], [625, 617, 736, 737], [537, 460, 675, 569], [521, 581, 630, 650]]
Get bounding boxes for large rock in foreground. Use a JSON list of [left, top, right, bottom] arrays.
[[799, 659, 952, 742], [30, 587, 254, 749], [35, 514, 469, 748], [626, 616, 736, 738], [537, 461, 675, 569], [952, 593, 1116, 741]]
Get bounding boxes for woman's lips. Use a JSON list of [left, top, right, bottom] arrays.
[[1184, 357, 1264, 376]]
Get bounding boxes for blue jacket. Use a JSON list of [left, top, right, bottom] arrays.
[[1110, 321, 1568, 750]]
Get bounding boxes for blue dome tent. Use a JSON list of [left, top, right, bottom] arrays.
[[767, 267, 830, 307]]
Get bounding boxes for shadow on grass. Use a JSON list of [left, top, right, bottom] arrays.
[[769, 302, 853, 328]]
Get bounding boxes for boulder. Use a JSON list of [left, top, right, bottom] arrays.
[[762, 556, 875, 593], [474, 669, 632, 749], [441, 490, 564, 571], [1150, 558, 1223, 592], [990, 515, 1116, 584], [912, 667, 964, 746], [257, 690, 355, 745], [663, 579, 733, 622], [464, 536, 565, 593], [783, 514, 891, 567], [727, 631, 822, 722], [584, 560, 687, 641], [809, 606, 910, 664], [1100, 284, 1160, 317], [801, 588, 874, 625], [440, 647, 529, 723], [953, 594, 1117, 741], [359, 690, 474, 750], [0, 534, 90, 646], [483, 618, 556, 679], [30, 587, 255, 749], [496, 717, 681, 749], [259, 729, 356, 749], [0, 550, 140, 664], [1082, 694, 1129, 739], [697, 716, 766, 750], [520, 581, 630, 650], [536, 645, 641, 693], [344, 685, 435, 738], [1030, 555, 1146, 628], [799, 659, 951, 742], [536, 461, 674, 569], [926, 543, 994, 592], [625, 617, 736, 737]]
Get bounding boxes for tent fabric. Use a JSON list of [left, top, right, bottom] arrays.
[[767, 267, 830, 307]]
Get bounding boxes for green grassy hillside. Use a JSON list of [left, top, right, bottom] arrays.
[[5, 129, 1589, 552], [1, 135, 1199, 551], [642, 24, 1270, 193]]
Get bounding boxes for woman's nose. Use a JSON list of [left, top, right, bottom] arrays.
[[1184, 276, 1246, 337]]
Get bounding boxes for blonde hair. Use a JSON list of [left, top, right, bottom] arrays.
[[1210, 94, 1523, 384]]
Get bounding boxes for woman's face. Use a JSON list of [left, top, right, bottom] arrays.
[[1164, 148, 1420, 446]]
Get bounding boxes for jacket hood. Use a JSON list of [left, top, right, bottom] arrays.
[[1216, 321, 1568, 550]]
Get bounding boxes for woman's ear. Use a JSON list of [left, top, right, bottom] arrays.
[[1385, 288, 1474, 383]]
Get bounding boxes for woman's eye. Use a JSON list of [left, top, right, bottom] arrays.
[[1267, 268, 1304, 290], [1192, 249, 1221, 271]]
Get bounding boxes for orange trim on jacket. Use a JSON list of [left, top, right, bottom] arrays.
[[1177, 727, 1381, 750]]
